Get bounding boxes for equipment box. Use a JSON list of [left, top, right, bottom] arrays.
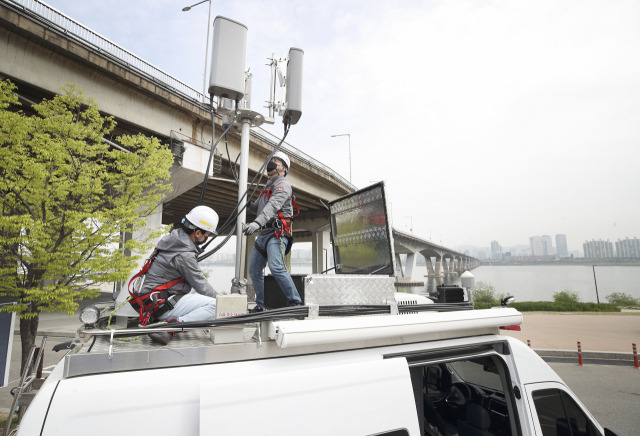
[[435, 286, 466, 303], [264, 274, 306, 309], [264, 274, 396, 309]]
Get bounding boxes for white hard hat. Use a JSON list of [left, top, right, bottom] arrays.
[[184, 206, 219, 234], [273, 151, 290, 174]]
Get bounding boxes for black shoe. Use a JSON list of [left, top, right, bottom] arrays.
[[287, 301, 303, 307], [148, 332, 174, 345], [248, 305, 264, 314]]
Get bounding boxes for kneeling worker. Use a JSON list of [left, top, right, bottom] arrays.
[[136, 205, 219, 323], [244, 151, 303, 312]]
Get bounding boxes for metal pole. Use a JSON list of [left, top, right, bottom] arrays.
[[234, 118, 251, 280], [348, 134, 351, 183], [592, 265, 600, 304], [182, 0, 212, 103], [331, 133, 351, 183]]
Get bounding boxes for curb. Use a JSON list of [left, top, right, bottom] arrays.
[[533, 348, 633, 361]]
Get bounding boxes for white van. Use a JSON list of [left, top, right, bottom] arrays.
[[15, 304, 616, 436], [13, 184, 617, 435]]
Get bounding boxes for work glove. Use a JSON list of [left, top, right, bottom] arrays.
[[244, 222, 260, 236]]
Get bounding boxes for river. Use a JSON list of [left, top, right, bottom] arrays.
[[202, 264, 640, 303]]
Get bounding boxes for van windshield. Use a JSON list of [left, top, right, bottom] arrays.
[[448, 356, 504, 391]]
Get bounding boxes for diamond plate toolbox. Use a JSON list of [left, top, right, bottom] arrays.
[[303, 275, 396, 306]]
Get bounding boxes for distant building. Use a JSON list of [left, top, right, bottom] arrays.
[[583, 239, 614, 258], [556, 234, 569, 257], [529, 236, 543, 256], [615, 237, 640, 258], [541, 235, 554, 256], [490, 240, 503, 260]]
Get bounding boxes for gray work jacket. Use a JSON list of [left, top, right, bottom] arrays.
[[138, 228, 217, 298], [248, 175, 293, 236]]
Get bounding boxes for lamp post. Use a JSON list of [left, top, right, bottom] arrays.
[[182, 0, 212, 103], [331, 133, 351, 183]]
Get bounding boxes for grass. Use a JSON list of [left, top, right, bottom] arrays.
[[0, 413, 18, 434], [474, 301, 621, 312]]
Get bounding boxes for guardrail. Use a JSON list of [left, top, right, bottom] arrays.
[[4, 0, 204, 103]]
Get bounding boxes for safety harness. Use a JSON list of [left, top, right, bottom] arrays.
[[254, 180, 300, 259], [128, 249, 185, 326]]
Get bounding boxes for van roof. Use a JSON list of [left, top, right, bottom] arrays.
[[64, 306, 522, 378]]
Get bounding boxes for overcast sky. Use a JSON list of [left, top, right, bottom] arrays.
[[41, 0, 640, 253]]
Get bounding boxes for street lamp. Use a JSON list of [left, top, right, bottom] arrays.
[[182, 0, 212, 103], [405, 216, 413, 233], [331, 133, 351, 183]]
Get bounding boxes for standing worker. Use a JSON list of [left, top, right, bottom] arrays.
[[244, 151, 303, 312], [131, 206, 219, 324]]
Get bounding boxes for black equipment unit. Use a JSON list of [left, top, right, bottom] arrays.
[[264, 274, 306, 309], [436, 286, 465, 303]]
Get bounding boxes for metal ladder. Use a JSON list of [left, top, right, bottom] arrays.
[[4, 337, 47, 436]]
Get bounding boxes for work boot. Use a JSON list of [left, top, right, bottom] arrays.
[[248, 305, 264, 314], [148, 331, 174, 345]]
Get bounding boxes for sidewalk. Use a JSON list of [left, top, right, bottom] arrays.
[[500, 311, 640, 359]]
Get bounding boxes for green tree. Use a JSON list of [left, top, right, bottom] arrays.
[[0, 80, 173, 370], [553, 290, 580, 304], [605, 292, 639, 307]]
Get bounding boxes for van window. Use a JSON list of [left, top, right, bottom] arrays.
[[408, 355, 515, 436], [409, 356, 516, 436], [532, 389, 602, 436]]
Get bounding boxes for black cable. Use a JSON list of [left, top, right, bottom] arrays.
[[196, 119, 291, 263], [225, 132, 240, 184], [87, 335, 97, 353], [216, 123, 290, 234], [198, 98, 238, 205]]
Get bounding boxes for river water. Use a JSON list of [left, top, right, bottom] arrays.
[[203, 264, 640, 303]]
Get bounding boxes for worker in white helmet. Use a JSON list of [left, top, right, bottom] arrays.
[[132, 205, 219, 326], [244, 151, 302, 312]]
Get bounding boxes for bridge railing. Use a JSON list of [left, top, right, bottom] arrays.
[[252, 127, 354, 189], [5, 0, 204, 103], [4, 0, 355, 190]]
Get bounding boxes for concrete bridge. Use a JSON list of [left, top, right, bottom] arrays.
[[393, 230, 480, 282], [0, 0, 478, 286]]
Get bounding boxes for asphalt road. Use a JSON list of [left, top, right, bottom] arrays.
[[2, 335, 639, 435], [549, 361, 639, 436]]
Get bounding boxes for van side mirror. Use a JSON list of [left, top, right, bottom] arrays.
[[501, 296, 515, 307]]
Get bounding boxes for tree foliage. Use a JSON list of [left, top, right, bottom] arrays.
[[605, 292, 639, 307], [471, 281, 508, 306], [0, 80, 172, 324], [552, 290, 580, 304]]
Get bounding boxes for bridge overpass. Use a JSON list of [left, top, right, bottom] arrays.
[[0, 0, 478, 286]]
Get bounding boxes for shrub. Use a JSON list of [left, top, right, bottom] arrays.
[[553, 290, 580, 304], [605, 292, 640, 307], [510, 302, 619, 312], [471, 282, 499, 305]]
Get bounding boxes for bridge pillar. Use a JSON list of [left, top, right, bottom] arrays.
[[424, 256, 435, 276], [404, 253, 417, 281], [435, 260, 442, 277], [395, 253, 418, 282]]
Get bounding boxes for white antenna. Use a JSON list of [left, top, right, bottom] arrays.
[[207, 18, 304, 293], [266, 48, 304, 125]]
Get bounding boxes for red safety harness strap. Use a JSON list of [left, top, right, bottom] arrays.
[[127, 249, 185, 325]]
